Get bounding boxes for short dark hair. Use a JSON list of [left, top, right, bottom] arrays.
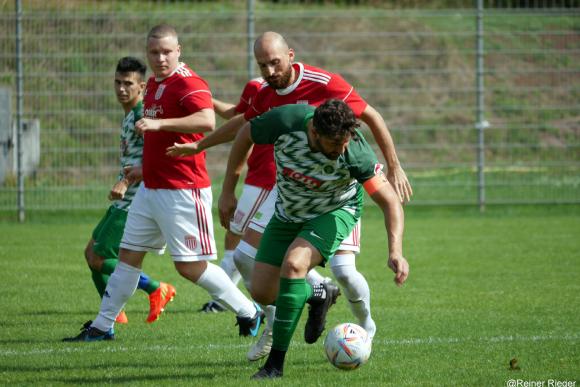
[[116, 56, 147, 80], [313, 99, 359, 138]]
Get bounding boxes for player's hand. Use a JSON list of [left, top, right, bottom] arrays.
[[218, 192, 237, 230], [166, 142, 201, 157], [135, 118, 161, 135], [387, 255, 409, 286], [123, 165, 143, 185], [387, 165, 413, 204], [108, 179, 129, 201]]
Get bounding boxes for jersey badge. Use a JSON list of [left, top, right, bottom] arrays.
[[155, 84, 166, 100], [185, 235, 197, 250]]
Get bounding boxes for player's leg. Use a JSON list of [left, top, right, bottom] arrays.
[[163, 187, 263, 336], [89, 204, 174, 323], [331, 220, 376, 339], [253, 212, 348, 379], [63, 186, 167, 342], [201, 185, 270, 313], [234, 188, 278, 359]]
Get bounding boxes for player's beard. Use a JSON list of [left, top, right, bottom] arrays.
[[312, 135, 341, 160], [266, 63, 293, 90]]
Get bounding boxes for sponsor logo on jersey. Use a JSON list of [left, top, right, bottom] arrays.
[[297, 100, 309, 104], [374, 163, 384, 175], [185, 235, 197, 250], [155, 84, 166, 100], [144, 104, 163, 118], [282, 167, 323, 189]]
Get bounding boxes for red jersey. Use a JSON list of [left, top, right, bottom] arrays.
[[243, 63, 367, 189], [234, 77, 264, 114], [142, 63, 213, 189]]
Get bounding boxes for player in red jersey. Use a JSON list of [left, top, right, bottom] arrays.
[[167, 31, 411, 358], [63, 25, 263, 343]]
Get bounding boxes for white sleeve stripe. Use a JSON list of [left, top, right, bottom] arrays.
[[342, 87, 354, 101], [303, 70, 331, 81], [302, 75, 329, 85], [179, 89, 212, 102]]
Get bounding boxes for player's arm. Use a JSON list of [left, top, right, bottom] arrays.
[[123, 165, 142, 185], [166, 113, 247, 157], [213, 98, 237, 120], [135, 108, 215, 134], [108, 177, 129, 201], [362, 172, 409, 286], [360, 104, 413, 203], [219, 122, 254, 229]]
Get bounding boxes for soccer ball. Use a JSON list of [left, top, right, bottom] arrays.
[[323, 323, 371, 370]]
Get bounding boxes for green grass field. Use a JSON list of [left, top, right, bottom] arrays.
[[0, 205, 579, 386]]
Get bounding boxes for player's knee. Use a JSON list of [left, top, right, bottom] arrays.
[[84, 245, 102, 271], [281, 255, 309, 278], [331, 267, 350, 286], [330, 253, 357, 286], [233, 247, 255, 272]]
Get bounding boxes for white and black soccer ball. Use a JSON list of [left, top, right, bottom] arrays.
[[323, 323, 371, 370]]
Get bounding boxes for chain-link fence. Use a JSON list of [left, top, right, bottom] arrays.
[[0, 1, 578, 214]]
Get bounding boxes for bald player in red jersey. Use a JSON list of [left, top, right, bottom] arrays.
[[167, 31, 412, 359], [64, 25, 264, 343]]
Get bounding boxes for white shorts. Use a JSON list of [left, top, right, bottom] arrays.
[[246, 185, 361, 254], [230, 184, 272, 235], [247, 186, 277, 234], [120, 184, 217, 262]]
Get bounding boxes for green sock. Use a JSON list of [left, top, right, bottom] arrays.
[[90, 268, 109, 298], [272, 277, 313, 351]]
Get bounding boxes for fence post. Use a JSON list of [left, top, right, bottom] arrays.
[[15, 0, 25, 222], [247, 0, 255, 79], [475, 0, 488, 212]]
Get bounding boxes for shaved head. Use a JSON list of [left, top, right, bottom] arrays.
[[253, 32, 295, 89], [253, 31, 289, 56]]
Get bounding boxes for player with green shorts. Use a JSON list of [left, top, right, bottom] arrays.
[[220, 99, 409, 379]]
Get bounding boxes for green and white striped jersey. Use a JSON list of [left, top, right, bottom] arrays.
[[250, 104, 380, 223], [114, 100, 144, 211]]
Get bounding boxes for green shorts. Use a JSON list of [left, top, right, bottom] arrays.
[[91, 205, 128, 259], [255, 208, 359, 268]]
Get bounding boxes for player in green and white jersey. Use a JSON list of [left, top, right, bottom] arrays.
[[220, 99, 409, 379], [83, 57, 175, 326]]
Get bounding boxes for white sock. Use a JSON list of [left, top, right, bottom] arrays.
[[305, 268, 326, 286], [331, 253, 376, 338], [233, 245, 256, 292], [196, 262, 256, 318], [220, 250, 241, 285], [232, 246, 274, 330], [92, 261, 140, 332]]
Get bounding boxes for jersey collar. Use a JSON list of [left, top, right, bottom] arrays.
[[275, 62, 304, 96]]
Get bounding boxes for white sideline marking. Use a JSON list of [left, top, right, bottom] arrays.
[[0, 333, 578, 357]]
